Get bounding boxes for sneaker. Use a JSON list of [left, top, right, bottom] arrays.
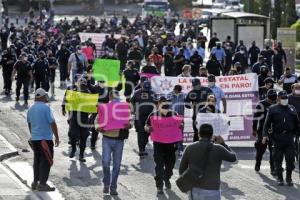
[[37, 184, 55, 192], [110, 188, 118, 196], [79, 156, 86, 162], [254, 162, 260, 172], [103, 186, 109, 194], [69, 150, 76, 158], [165, 180, 171, 189], [157, 186, 164, 194], [31, 182, 38, 190]]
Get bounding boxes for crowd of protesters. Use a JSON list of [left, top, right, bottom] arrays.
[[0, 10, 299, 198]]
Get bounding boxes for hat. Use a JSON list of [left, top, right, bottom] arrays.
[[142, 81, 151, 90], [208, 74, 216, 82], [35, 88, 48, 98], [267, 89, 277, 98], [264, 77, 274, 84], [158, 96, 168, 102], [192, 79, 201, 86], [278, 91, 288, 99]]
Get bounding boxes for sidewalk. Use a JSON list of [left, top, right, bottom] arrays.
[[0, 135, 39, 200]]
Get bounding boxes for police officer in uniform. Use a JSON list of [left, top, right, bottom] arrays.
[[1, 46, 17, 95], [11, 53, 33, 105], [62, 76, 90, 162], [32, 51, 50, 91], [263, 91, 300, 186], [253, 89, 277, 175], [130, 81, 156, 157]]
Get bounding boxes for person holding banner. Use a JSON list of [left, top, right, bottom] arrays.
[[145, 97, 183, 194], [253, 89, 277, 175], [185, 79, 213, 142], [62, 77, 91, 162], [207, 75, 226, 113], [95, 90, 132, 196], [27, 88, 59, 191]]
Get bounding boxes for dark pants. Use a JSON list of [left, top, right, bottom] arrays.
[[273, 66, 283, 82], [2, 67, 13, 91], [193, 119, 199, 142], [90, 129, 99, 148], [153, 142, 176, 188], [59, 64, 68, 82], [32, 140, 53, 184], [16, 79, 29, 101], [272, 140, 295, 174], [135, 119, 149, 152], [35, 78, 49, 92], [69, 116, 90, 156], [255, 135, 274, 170]]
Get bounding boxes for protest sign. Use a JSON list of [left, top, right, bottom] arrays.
[[98, 102, 130, 131], [65, 90, 99, 113], [150, 116, 183, 143], [151, 73, 259, 142], [93, 59, 121, 87], [196, 113, 230, 139]]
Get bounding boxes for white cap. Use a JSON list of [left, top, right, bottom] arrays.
[[35, 88, 48, 98]]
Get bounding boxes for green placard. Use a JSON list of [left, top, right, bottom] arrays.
[[93, 59, 121, 87]]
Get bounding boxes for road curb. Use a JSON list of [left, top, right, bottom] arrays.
[[0, 134, 19, 162]]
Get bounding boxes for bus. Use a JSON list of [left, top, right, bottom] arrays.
[[142, 0, 170, 18]]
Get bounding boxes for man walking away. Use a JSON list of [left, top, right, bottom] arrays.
[[27, 88, 59, 191], [179, 124, 237, 200]]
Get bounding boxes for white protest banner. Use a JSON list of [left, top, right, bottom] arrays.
[[79, 33, 121, 57], [151, 73, 259, 142], [196, 113, 230, 139]]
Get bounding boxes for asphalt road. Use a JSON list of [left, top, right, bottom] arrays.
[[0, 68, 300, 200]]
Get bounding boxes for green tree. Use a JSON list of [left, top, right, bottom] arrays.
[[259, 0, 271, 16], [285, 0, 297, 26]]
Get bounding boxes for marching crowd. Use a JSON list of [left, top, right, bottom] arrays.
[[0, 12, 299, 199]]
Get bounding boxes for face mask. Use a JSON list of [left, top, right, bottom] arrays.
[[161, 104, 170, 110], [23, 57, 28, 61], [208, 82, 215, 88], [295, 90, 300, 95], [240, 50, 245, 54], [280, 99, 288, 106]]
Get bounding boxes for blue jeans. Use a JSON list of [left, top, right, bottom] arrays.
[[189, 188, 221, 200], [102, 137, 124, 189]]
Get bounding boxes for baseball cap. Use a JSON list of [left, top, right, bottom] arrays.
[[35, 88, 48, 98], [192, 79, 201, 87], [264, 77, 274, 84], [208, 74, 216, 82], [267, 89, 277, 98], [278, 91, 288, 99]]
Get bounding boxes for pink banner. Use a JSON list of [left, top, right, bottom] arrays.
[[82, 47, 95, 60], [150, 116, 183, 143], [98, 102, 130, 131], [139, 73, 159, 79]]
